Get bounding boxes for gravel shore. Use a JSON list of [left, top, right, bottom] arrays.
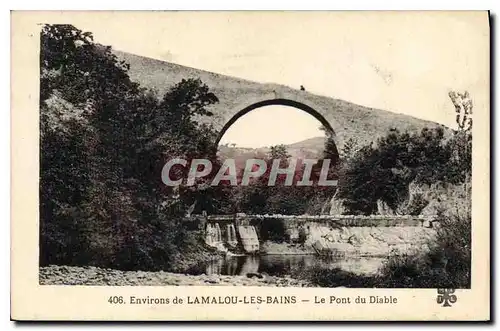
[[39, 265, 312, 287]]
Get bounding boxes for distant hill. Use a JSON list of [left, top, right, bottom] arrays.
[[113, 50, 450, 149], [216, 136, 326, 171]]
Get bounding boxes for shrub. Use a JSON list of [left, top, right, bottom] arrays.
[[39, 24, 222, 272], [259, 218, 288, 243], [297, 227, 307, 245], [299, 266, 377, 288], [433, 200, 471, 287]]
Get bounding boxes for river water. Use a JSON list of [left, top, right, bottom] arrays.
[[184, 254, 385, 277]]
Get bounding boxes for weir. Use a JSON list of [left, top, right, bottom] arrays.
[[196, 214, 438, 256]]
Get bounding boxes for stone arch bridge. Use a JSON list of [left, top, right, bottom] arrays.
[[117, 50, 442, 152], [212, 89, 337, 150], [115, 51, 444, 258]]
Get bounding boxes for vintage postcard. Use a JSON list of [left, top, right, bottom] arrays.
[[11, 11, 490, 321]]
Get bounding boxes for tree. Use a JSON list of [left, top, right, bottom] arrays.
[[340, 138, 359, 161], [337, 128, 455, 214], [324, 133, 340, 162], [447, 90, 472, 199], [269, 144, 290, 161]]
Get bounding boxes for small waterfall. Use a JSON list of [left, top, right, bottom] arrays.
[[205, 223, 214, 246], [215, 223, 222, 242], [205, 223, 227, 253], [231, 225, 237, 242], [226, 224, 238, 247], [205, 223, 222, 246], [226, 224, 232, 242], [237, 225, 259, 253]]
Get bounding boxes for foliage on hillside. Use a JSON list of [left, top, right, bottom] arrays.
[[39, 24, 226, 270], [335, 127, 471, 215], [114, 50, 444, 150], [228, 142, 339, 216]]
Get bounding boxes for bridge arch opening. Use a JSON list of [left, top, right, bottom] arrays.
[[216, 99, 336, 152]]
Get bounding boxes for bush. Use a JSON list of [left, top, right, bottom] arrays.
[[299, 266, 377, 288], [297, 227, 307, 245], [433, 200, 471, 287], [377, 252, 443, 288], [378, 202, 471, 288], [337, 127, 471, 215], [39, 24, 223, 272]]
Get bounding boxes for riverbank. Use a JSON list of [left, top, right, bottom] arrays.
[[39, 265, 312, 287]]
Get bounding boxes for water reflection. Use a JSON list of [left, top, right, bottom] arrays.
[[185, 254, 385, 277]]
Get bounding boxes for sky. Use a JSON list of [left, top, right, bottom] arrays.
[[59, 12, 489, 147], [218, 106, 325, 147]]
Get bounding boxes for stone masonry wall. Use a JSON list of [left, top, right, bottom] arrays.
[[195, 214, 438, 257]]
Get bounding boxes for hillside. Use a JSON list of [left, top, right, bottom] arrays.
[[113, 50, 448, 149], [217, 137, 325, 170], [287, 136, 327, 150]]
